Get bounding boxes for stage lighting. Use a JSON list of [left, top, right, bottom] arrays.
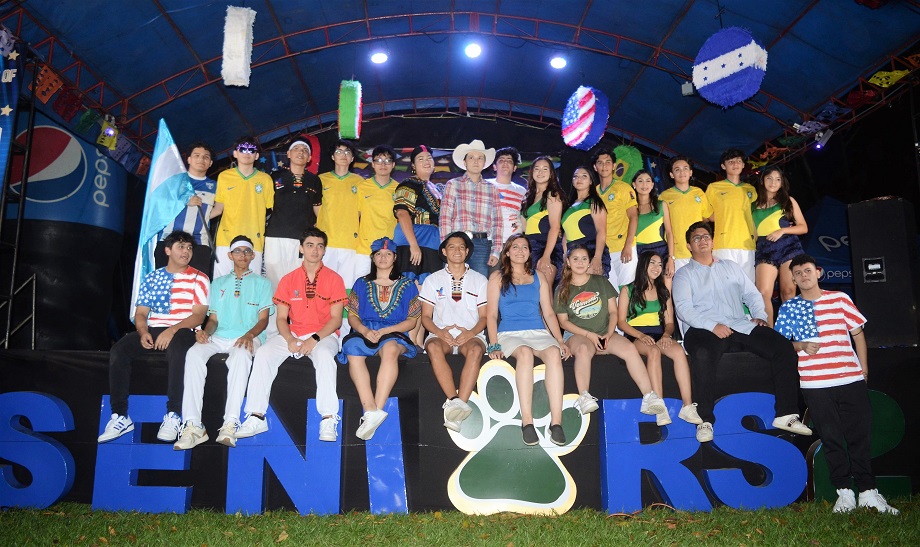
[[370, 51, 388, 64], [465, 42, 482, 58], [681, 81, 695, 96], [815, 128, 834, 149], [550, 56, 567, 69]]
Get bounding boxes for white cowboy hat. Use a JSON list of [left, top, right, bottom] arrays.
[[452, 139, 495, 170]]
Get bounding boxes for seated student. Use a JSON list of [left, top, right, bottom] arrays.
[[616, 250, 700, 426], [420, 232, 489, 432], [752, 166, 807, 325], [337, 237, 421, 441], [553, 245, 667, 419], [775, 254, 898, 515], [236, 228, 347, 442], [486, 235, 571, 447], [174, 236, 273, 450], [99, 230, 209, 443], [673, 221, 810, 443]]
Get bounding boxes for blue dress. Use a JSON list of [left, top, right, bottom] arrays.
[[338, 276, 421, 362]]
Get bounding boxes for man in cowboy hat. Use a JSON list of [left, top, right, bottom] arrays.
[[439, 139, 504, 277]]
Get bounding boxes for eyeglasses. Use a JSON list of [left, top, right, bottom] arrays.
[[236, 145, 258, 155], [690, 234, 712, 243], [230, 249, 254, 256], [373, 158, 394, 165], [333, 149, 353, 157]]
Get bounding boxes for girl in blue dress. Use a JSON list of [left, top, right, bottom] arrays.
[[339, 237, 421, 440]]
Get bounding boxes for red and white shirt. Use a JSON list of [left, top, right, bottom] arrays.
[[136, 267, 210, 327], [774, 290, 866, 389]]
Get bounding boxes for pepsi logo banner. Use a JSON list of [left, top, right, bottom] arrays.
[[7, 111, 126, 234]]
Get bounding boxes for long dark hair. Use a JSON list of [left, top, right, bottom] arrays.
[[366, 250, 402, 281], [521, 156, 566, 214], [632, 169, 659, 214], [499, 234, 533, 295], [569, 165, 605, 213], [754, 166, 794, 221], [627, 251, 669, 325], [556, 244, 592, 307]]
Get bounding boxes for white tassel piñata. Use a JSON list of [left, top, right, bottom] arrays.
[[221, 6, 256, 87]]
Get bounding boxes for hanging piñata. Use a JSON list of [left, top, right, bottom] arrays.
[[561, 86, 609, 151], [692, 27, 767, 108], [338, 80, 362, 140]]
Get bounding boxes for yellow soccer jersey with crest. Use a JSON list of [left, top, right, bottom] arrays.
[[705, 180, 757, 251], [660, 186, 714, 258], [597, 180, 637, 252], [317, 171, 363, 250]]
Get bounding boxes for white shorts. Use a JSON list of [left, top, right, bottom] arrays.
[[713, 248, 755, 281], [608, 246, 638, 287], [498, 329, 560, 358]]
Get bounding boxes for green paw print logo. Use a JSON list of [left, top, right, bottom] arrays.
[[447, 360, 590, 515]]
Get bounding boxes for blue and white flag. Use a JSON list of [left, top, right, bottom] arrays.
[[130, 119, 193, 320]]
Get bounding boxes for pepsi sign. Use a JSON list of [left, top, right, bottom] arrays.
[[7, 111, 125, 234]]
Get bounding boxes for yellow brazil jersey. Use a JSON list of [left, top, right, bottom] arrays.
[[660, 186, 714, 259], [597, 180, 637, 252], [705, 180, 757, 251], [215, 168, 274, 251], [356, 177, 398, 254], [317, 171, 362, 250]]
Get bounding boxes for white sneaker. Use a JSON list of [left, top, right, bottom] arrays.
[[156, 412, 182, 442], [640, 391, 666, 415], [656, 406, 672, 426], [678, 403, 703, 425], [575, 391, 599, 415], [356, 409, 388, 441], [236, 415, 268, 438], [216, 420, 239, 447], [98, 414, 134, 443], [174, 421, 208, 450], [833, 488, 856, 513], [696, 422, 714, 443], [857, 489, 900, 514], [319, 415, 340, 442], [442, 398, 473, 429], [772, 414, 812, 435]]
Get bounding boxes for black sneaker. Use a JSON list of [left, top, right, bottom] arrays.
[[522, 424, 539, 446], [549, 424, 566, 446]]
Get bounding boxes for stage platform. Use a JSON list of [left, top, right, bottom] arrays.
[[1, 347, 915, 514]]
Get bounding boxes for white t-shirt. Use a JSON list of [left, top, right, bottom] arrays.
[[419, 266, 488, 330], [487, 178, 527, 244]]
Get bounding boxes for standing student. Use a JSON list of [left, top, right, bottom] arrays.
[[439, 139, 503, 277], [154, 142, 217, 277], [420, 232, 489, 432], [175, 236, 273, 450], [236, 228, 347, 442], [775, 254, 898, 515], [264, 141, 323, 290], [213, 136, 274, 278], [355, 145, 400, 279], [393, 144, 443, 284], [593, 147, 638, 286], [521, 156, 566, 283], [660, 156, 713, 273], [486, 235, 571, 446], [99, 231, 209, 443], [317, 140, 363, 294], [706, 148, 757, 280], [752, 166, 807, 325], [561, 166, 610, 277], [487, 146, 527, 246], [632, 169, 675, 282]]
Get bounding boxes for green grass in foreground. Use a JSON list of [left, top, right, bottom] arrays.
[[1, 499, 917, 546]]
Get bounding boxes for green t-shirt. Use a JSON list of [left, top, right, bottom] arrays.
[[553, 275, 618, 335]]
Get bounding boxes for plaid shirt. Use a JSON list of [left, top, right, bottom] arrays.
[[439, 173, 504, 257]]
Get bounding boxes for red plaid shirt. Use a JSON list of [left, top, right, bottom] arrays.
[[439, 173, 504, 257]]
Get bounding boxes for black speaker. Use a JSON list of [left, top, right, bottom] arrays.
[[848, 198, 920, 348]]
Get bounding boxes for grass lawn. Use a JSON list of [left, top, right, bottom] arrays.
[[2, 499, 917, 546]]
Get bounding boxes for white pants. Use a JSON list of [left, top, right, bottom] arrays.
[[182, 335, 260, 425], [214, 246, 263, 278], [322, 247, 360, 290], [713, 248, 755, 281], [264, 237, 303, 291], [243, 331, 340, 417], [608, 246, 638, 287]]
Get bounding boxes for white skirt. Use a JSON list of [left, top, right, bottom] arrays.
[[498, 329, 560, 357]]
